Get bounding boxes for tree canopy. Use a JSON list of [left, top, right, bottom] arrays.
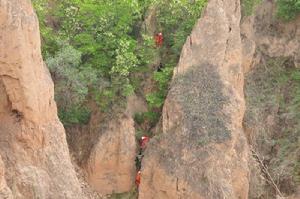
[[33, 0, 207, 125]]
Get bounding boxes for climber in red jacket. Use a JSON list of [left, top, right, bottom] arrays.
[[155, 32, 163, 48], [135, 171, 141, 187], [140, 136, 150, 150]]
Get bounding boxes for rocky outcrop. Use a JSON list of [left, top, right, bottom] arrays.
[[0, 155, 12, 199], [66, 94, 139, 195], [67, 97, 139, 196], [241, 1, 300, 73], [0, 0, 83, 198], [85, 113, 136, 195], [139, 0, 250, 198]]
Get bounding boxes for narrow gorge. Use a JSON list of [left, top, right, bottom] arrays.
[[0, 0, 300, 199]]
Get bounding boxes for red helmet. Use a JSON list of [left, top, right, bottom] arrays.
[[142, 136, 149, 140]]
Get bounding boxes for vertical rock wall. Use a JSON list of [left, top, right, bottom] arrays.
[[0, 155, 12, 199], [0, 0, 83, 198], [85, 113, 137, 195], [139, 0, 250, 198]]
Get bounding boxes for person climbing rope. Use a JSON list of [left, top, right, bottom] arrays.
[[140, 136, 150, 150], [135, 171, 141, 187], [135, 153, 144, 170], [155, 32, 163, 48], [157, 62, 164, 72]]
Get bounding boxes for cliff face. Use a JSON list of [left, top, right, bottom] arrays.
[[2, 0, 299, 198], [242, 1, 300, 198], [241, 1, 300, 73], [139, 0, 250, 198], [84, 113, 136, 195], [0, 155, 12, 199], [67, 99, 138, 196], [0, 0, 83, 198]]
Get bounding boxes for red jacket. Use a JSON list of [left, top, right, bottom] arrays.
[[135, 171, 141, 186], [140, 136, 150, 149], [155, 33, 163, 47]]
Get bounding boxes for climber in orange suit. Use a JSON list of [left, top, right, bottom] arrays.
[[135, 171, 141, 187], [140, 136, 150, 150], [155, 32, 163, 47]]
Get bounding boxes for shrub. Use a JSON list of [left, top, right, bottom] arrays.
[[109, 188, 137, 199], [134, 113, 145, 125], [277, 0, 300, 21], [146, 92, 165, 108], [143, 111, 160, 126], [46, 44, 97, 124], [153, 67, 173, 91], [134, 111, 160, 127], [146, 67, 173, 108], [241, 0, 262, 16], [156, 0, 207, 58], [290, 71, 300, 115], [59, 106, 91, 126], [32, 0, 60, 57]]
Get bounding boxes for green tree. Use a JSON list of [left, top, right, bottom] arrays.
[[146, 67, 173, 108], [33, 0, 208, 125], [34, 0, 144, 113], [46, 44, 97, 125], [277, 0, 300, 21], [33, 0, 61, 57], [156, 0, 207, 58]]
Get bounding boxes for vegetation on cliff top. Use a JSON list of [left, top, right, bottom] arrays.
[[277, 0, 300, 21], [241, 0, 300, 21], [33, 0, 207, 125]]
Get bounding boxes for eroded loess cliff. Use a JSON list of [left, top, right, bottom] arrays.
[[2, 0, 300, 198], [0, 0, 83, 198], [0, 155, 12, 199], [242, 1, 300, 198], [139, 0, 250, 198], [84, 112, 136, 195]]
